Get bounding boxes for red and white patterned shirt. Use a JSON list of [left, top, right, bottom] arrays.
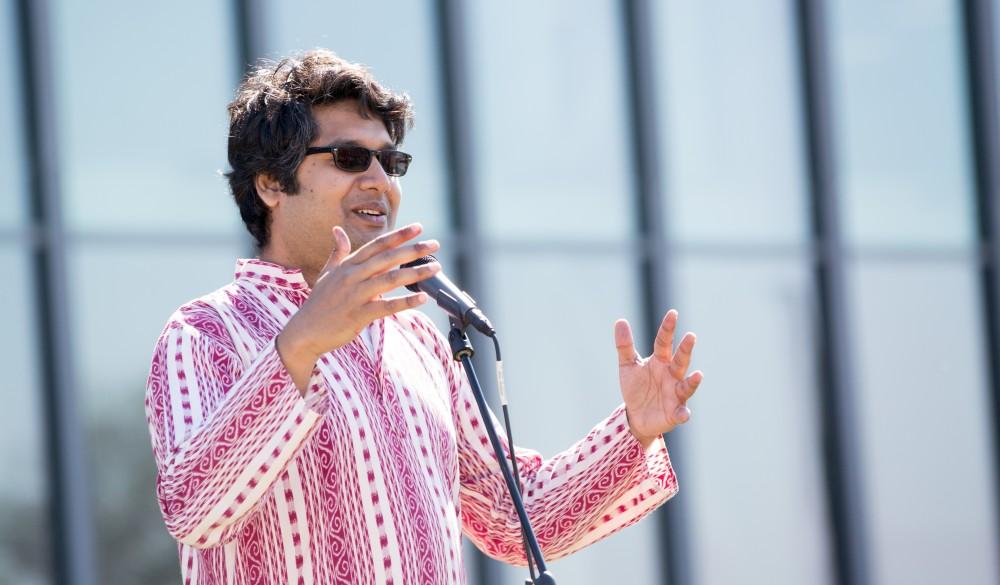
[[144, 259, 678, 585]]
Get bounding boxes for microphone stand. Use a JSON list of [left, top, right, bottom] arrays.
[[447, 320, 557, 585]]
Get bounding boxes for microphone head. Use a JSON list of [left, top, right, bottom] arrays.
[[400, 254, 437, 269], [400, 255, 438, 293]]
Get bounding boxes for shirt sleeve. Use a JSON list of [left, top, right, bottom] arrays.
[[144, 304, 328, 549], [443, 347, 679, 565]]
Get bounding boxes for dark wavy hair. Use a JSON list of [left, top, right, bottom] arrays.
[[225, 49, 415, 248]]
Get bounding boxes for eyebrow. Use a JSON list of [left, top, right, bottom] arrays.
[[324, 138, 396, 151]]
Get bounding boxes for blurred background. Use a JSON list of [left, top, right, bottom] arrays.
[[1, 0, 999, 584]]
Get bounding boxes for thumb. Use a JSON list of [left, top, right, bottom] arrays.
[[614, 319, 641, 367], [326, 226, 352, 268]]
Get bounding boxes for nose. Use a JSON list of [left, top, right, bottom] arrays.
[[358, 154, 392, 193]]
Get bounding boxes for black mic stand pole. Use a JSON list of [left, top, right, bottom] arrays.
[[447, 320, 557, 585]]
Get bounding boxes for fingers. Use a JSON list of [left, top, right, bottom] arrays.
[[353, 239, 440, 282], [652, 309, 697, 380], [652, 310, 677, 362], [672, 405, 692, 425], [678, 370, 703, 402], [670, 332, 696, 379], [361, 260, 441, 298], [346, 223, 424, 265], [614, 319, 641, 367], [324, 226, 352, 269], [366, 292, 430, 319]]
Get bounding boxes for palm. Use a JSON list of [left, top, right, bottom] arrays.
[[615, 310, 702, 440]]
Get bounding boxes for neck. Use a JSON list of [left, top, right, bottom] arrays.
[[257, 247, 319, 288]]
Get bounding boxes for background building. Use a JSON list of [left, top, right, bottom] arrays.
[[1, 0, 999, 584]]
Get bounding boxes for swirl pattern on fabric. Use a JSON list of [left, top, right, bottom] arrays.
[[144, 258, 679, 584]]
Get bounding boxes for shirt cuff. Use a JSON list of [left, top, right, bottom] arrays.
[[301, 356, 331, 414], [270, 338, 329, 414], [611, 404, 678, 495]]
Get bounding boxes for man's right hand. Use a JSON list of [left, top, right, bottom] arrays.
[[276, 223, 441, 392]]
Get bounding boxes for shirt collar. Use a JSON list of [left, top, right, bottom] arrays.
[[234, 258, 310, 291]]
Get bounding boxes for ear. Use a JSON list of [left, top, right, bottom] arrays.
[[254, 173, 285, 209]]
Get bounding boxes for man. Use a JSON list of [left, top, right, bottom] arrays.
[[145, 49, 703, 585]]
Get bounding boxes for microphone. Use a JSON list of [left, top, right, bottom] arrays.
[[400, 255, 496, 336]]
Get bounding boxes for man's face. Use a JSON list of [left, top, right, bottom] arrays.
[[267, 101, 402, 278]]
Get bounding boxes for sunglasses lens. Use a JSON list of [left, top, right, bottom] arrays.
[[380, 151, 411, 176], [334, 147, 372, 172]]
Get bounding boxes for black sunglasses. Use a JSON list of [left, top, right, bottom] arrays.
[[304, 145, 412, 177]]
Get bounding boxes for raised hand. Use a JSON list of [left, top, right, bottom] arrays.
[[614, 310, 703, 446], [277, 223, 441, 391]]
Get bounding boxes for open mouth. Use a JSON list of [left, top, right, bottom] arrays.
[[352, 203, 388, 226]]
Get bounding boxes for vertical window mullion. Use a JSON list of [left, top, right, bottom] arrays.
[[961, 0, 1000, 555], [16, 0, 97, 584], [434, 0, 492, 583], [233, 0, 263, 77], [621, 1, 684, 584], [795, 1, 870, 585]]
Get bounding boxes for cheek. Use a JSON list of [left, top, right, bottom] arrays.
[[284, 193, 342, 237], [388, 183, 403, 213], [299, 170, 351, 218]]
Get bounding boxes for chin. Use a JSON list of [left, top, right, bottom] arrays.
[[350, 226, 393, 250], [347, 232, 377, 252]]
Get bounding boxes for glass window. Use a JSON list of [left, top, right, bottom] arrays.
[[671, 255, 833, 585], [49, 4, 243, 580], [848, 261, 999, 585], [69, 243, 241, 585], [653, 0, 809, 245], [0, 0, 25, 228], [71, 245, 240, 413], [50, 0, 240, 235], [0, 248, 52, 585], [483, 252, 660, 584], [0, 5, 49, 582], [465, 0, 635, 241], [261, 0, 450, 241], [828, 0, 976, 248]]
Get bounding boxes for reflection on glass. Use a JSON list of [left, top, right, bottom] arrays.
[[262, 0, 450, 241], [466, 0, 634, 240], [848, 261, 999, 584], [654, 0, 808, 245], [672, 255, 832, 585], [828, 0, 976, 248], [50, 0, 240, 234], [0, 248, 52, 584], [484, 252, 659, 585], [69, 244, 240, 585], [0, 0, 25, 228]]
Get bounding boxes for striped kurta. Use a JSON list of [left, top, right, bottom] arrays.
[[144, 259, 678, 585]]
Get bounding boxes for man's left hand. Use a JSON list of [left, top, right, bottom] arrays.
[[615, 310, 703, 447]]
